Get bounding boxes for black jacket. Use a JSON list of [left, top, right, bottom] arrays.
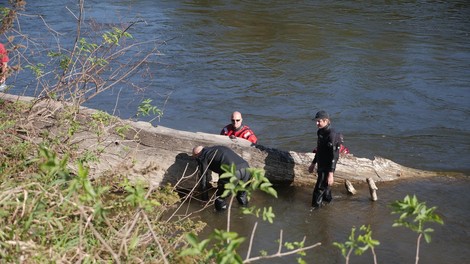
[[195, 146, 249, 200], [312, 125, 340, 172], [196, 145, 249, 177]]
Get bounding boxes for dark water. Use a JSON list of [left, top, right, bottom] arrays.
[[7, 0, 470, 263], [191, 176, 470, 264]]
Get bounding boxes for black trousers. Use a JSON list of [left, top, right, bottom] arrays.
[[217, 167, 251, 205], [312, 170, 332, 207]]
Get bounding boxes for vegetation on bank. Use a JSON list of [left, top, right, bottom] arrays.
[[1, 1, 444, 263], [0, 98, 206, 263], [0, 98, 445, 263]]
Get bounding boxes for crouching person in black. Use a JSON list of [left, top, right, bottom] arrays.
[[192, 145, 251, 211]]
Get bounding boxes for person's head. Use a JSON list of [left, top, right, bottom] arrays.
[[314, 110, 330, 129], [231, 111, 243, 129], [192, 146, 204, 157]]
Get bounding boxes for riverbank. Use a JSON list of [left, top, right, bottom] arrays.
[[0, 93, 212, 263], [1, 92, 466, 263], [1, 92, 451, 192]]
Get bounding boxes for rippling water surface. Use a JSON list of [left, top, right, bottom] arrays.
[[9, 1, 470, 263]]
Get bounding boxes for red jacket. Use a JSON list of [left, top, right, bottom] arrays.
[[0, 43, 9, 64], [220, 124, 258, 144]]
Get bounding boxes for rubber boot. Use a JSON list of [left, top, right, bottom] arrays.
[[236, 191, 248, 207], [214, 197, 227, 211]]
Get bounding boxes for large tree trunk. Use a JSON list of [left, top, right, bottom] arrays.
[[1, 93, 446, 191]]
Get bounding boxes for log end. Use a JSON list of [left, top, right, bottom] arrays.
[[344, 180, 357, 195]]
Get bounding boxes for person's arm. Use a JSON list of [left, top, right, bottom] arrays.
[[240, 126, 258, 144], [327, 172, 334, 186], [246, 130, 258, 144], [197, 159, 209, 201], [308, 155, 317, 173], [329, 137, 340, 172], [327, 132, 340, 185]]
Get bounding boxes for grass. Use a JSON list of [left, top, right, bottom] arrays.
[[0, 98, 206, 263]]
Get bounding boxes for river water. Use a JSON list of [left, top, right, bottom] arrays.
[[8, 0, 470, 263]]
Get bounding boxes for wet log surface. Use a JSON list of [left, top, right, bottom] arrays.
[[1, 93, 448, 190]]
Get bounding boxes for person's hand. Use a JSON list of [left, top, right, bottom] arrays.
[[308, 163, 316, 173], [327, 172, 334, 186], [229, 135, 236, 139]]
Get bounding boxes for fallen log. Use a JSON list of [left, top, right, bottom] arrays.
[[1, 92, 448, 190]]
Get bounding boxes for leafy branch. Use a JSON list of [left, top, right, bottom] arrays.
[[390, 194, 444, 264]]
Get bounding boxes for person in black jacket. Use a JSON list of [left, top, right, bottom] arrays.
[[308, 110, 341, 210], [192, 145, 251, 211]]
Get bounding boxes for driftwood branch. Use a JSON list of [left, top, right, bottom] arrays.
[[367, 178, 378, 201], [344, 180, 357, 195]]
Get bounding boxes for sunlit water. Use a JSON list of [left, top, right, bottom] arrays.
[[8, 0, 470, 262]]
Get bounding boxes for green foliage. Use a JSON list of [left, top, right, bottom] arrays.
[[103, 27, 133, 45], [0, 7, 10, 18], [77, 36, 109, 67], [284, 240, 307, 263], [333, 195, 444, 264], [91, 110, 114, 125], [25, 63, 45, 78], [12, 8, 147, 107], [67, 118, 80, 136], [77, 149, 99, 165], [356, 225, 380, 254], [115, 123, 131, 139], [0, 3, 203, 261], [220, 165, 277, 224], [333, 225, 380, 263], [0, 119, 15, 131], [1, 138, 200, 262], [90, 110, 115, 138], [8, 141, 30, 160], [123, 180, 161, 212], [390, 194, 444, 243], [79, 37, 99, 54], [219, 165, 278, 199], [48, 51, 71, 71], [137, 98, 163, 118], [181, 231, 245, 264], [37, 144, 70, 182], [180, 164, 284, 262]]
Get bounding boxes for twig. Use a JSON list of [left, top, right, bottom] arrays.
[[79, 207, 121, 264], [142, 211, 169, 264], [415, 233, 422, 264], [245, 221, 258, 260], [244, 242, 322, 263]]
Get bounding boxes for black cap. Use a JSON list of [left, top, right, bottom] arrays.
[[314, 110, 329, 120]]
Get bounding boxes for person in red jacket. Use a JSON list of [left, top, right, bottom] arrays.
[[220, 111, 258, 144], [0, 43, 9, 85]]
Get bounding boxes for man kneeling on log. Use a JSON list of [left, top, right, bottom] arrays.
[[192, 145, 252, 211]]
